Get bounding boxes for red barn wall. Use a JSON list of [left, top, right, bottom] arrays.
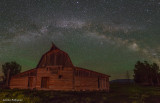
[[74, 68, 110, 91], [74, 76, 99, 90], [36, 66, 74, 90], [9, 69, 37, 89], [9, 67, 109, 91], [74, 76, 109, 91], [10, 77, 28, 89]]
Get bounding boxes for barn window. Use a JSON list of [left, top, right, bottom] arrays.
[[103, 79, 106, 88], [98, 77, 100, 88], [90, 72, 93, 77], [41, 77, 49, 88], [84, 72, 86, 77], [79, 71, 81, 76], [75, 70, 78, 76], [58, 75, 62, 79], [50, 68, 58, 74], [78, 71, 79, 76], [46, 67, 49, 71], [86, 72, 89, 77], [81, 71, 83, 76], [83, 72, 85, 76], [80, 71, 82, 76]]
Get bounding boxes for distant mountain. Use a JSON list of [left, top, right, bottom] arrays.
[[110, 79, 134, 83]]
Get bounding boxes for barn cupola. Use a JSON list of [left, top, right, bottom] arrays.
[[37, 42, 74, 68]]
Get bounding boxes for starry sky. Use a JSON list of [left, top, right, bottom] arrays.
[[0, 0, 160, 80]]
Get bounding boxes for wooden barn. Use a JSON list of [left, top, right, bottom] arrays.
[[9, 43, 110, 91]]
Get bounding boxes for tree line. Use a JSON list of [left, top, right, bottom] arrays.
[[0, 60, 160, 88], [133, 61, 160, 86]]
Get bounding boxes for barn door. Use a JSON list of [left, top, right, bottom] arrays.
[[28, 77, 33, 88], [98, 77, 102, 89], [98, 77, 100, 88], [41, 77, 49, 88]]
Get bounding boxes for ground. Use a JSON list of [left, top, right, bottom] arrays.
[[0, 84, 160, 103]]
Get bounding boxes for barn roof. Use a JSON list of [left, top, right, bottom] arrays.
[[37, 43, 74, 68], [12, 43, 110, 78], [11, 68, 37, 78], [75, 67, 110, 77]]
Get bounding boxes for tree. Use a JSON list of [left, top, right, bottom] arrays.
[[133, 61, 160, 86], [151, 63, 160, 85], [2, 61, 21, 87]]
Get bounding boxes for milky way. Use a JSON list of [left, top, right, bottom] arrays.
[[0, 0, 160, 79]]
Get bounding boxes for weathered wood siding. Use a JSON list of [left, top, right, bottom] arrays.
[[9, 69, 36, 89], [36, 66, 74, 90], [10, 77, 36, 89], [75, 76, 98, 90], [74, 68, 109, 91], [10, 77, 28, 89]]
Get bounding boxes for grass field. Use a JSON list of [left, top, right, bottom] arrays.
[[0, 84, 160, 103]]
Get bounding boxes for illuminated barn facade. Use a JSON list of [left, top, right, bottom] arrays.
[[9, 43, 110, 91]]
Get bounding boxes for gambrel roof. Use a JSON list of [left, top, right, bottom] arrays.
[[37, 43, 73, 68]]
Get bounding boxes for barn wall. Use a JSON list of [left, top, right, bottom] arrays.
[[9, 67, 109, 91], [36, 66, 74, 90], [9, 69, 37, 89], [10, 77, 28, 89], [98, 77, 109, 91], [74, 69, 110, 91], [75, 76, 109, 91], [75, 76, 98, 90], [10, 76, 37, 89]]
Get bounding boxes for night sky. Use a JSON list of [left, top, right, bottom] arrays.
[[0, 0, 160, 80]]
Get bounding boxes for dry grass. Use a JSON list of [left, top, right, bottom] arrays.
[[0, 84, 160, 103]]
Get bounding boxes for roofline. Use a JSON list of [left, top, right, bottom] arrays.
[[36, 53, 45, 68], [75, 67, 110, 77], [36, 47, 74, 68], [11, 68, 36, 78], [11, 66, 110, 78]]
